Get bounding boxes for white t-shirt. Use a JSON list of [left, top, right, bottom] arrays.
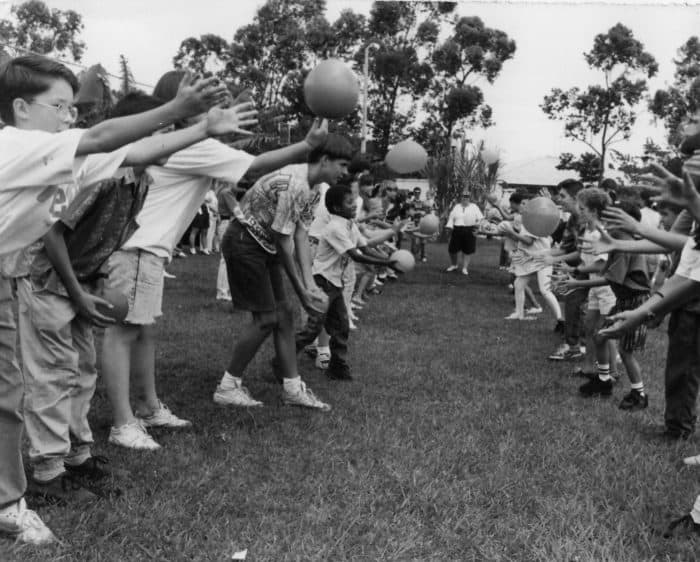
[[446, 202, 483, 227], [308, 183, 331, 239], [675, 236, 700, 282], [121, 139, 254, 259], [640, 207, 661, 230], [579, 227, 607, 280], [0, 126, 130, 255], [312, 214, 367, 288]]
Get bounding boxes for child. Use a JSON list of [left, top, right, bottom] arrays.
[[294, 184, 399, 380], [100, 69, 324, 449], [553, 188, 617, 394], [0, 55, 225, 545], [17, 92, 256, 504], [500, 192, 562, 322], [563, 202, 651, 406], [212, 134, 353, 410]]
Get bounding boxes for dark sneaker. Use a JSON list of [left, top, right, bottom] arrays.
[[618, 390, 648, 411], [663, 514, 700, 538], [65, 455, 130, 481], [553, 320, 566, 335], [579, 377, 613, 397], [27, 472, 99, 504], [661, 428, 691, 442], [326, 370, 353, 381]]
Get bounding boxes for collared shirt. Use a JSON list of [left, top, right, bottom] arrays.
[[312, 214, 367, 288], [446, 202, 483, 227]]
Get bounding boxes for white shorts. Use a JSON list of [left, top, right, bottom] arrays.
[[587, 285, 616, 315]]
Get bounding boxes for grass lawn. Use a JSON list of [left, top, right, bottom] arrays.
[[3, 239, 700, 561]]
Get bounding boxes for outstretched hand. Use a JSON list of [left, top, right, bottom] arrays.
[[601, 206, 640, 235], [597, 310, 646, 339], [637, 163, 700, 209], [206, 102, 258, 137], [174, 72, 230, 116], [579, 224, 616, 255], [304, 118, 329, 150]]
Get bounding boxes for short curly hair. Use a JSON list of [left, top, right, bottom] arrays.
[[576, 187, 611, 217]]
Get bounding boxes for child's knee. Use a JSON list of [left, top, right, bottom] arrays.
[[253, 310, 278, 332]]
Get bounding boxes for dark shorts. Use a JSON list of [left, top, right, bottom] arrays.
[[222, 220, 287, 313], [448, 226, 476, 255], [608, 292, 649, 352]]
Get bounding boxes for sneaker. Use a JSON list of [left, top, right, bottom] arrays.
[[505, 312, 535, 321], [663, 514, 700, 538], [461, 267, 469, 276], [163, 270, 176, 279], [65, 455, 130, 481], [349, 319, 357, 331], [137, 401, 191, 428], [662, 428, 692, 442], [579, 376, 613, 397], [108, 421, 161, 450], [373, 278, 384, 287], [349, 311, 359, 322], [618, 389, 648, 411], [189, 247, 197, 255], [283, 381, 331, 411], [0, 498, 56, 545], [548, 344, 570, 360], [27, 472, 99, 504], [315, 351, 331, 370], [386, 271, 398, 280], [326, 370, 353, 381], [553, 347, 584, 361], [526, 306, 543, 315], [553, 319, 566, 334], [201, 249, 211, 256], [445, 265, 458, 272], [213, 383, 263, 407], [683, 454, 700, 466]]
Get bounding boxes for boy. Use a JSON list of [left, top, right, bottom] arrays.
[[100, 69, 327, 450], [560, 201, 652, 406], [213, 134, 354, 410], [295, 184, 399, 381], [18, 92, 257, 503], [0, 55, 225, 545]]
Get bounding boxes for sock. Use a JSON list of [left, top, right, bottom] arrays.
[[317, 346, 330, 356], [221, 372, 242, 388], [596, 363, 611, 382], [692, 495, 700, 524], [630, 382, 645, 394], [283, 376, 302, 394]]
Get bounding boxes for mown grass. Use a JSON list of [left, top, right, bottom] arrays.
[[3, 239, 699, 561]]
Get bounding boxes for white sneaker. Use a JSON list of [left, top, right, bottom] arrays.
[[108, 421, 161, 450], [445, 265, 458, 272], [283, 381, 331, 411], [189, 247, 196, 255], [137, 401, 191, 428], [349, 319, 357, 330], [526, 306, 543, 314], [201, 249, 211, 256], [683, 454, 700, 466], [213, 383, 263, 407], [0, 498, 56, 545], [505, 312, 535, 321], [163, 270, 176, 279], [461, 267, 469, 275], [315, 351, 331, 370]]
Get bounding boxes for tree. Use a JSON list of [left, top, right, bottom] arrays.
[[118, 54, 135, 97], [541, 23, 658, 183], [0, 0, 85, 61], [173, 34, 232, 79], [361, 1, 457, 157], [417, 15, 515, 156], [650, 36, 700, 147], [556, 152, 602, 184]]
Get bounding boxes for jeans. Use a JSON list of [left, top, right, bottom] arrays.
[[17, 279, 96, 481], [0, 277, 25, 506], [665, 309, 700, 437], [564, 287, 589, 346], [295, 275, 350, 377]]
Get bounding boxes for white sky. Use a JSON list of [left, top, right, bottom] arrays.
[[26, 1, 700, 165]]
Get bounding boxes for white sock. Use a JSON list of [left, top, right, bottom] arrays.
[[596, 363, 611, 382], [630, 382, 644, 393], [691, 495, 700, 524], [283, 376, 302, 394], [221, 372, 242, 388], [317, 346, 330, 355]]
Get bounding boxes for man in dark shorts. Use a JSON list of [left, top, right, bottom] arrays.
[[445, 191, 483, 275], [214, 134, 353, 410]]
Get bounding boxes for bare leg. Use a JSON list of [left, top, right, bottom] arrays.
[[132, 325, 160, 416], [101, 324, 140, 427]]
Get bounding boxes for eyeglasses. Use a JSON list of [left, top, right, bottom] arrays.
[[30, 101, 78, 121]]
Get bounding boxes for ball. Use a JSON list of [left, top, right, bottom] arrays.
[[98, 287, 129, 322], [385, 139, 429, 174], [481, 148, 499, 165], [418, 213, 439, 236], [521, 196, 561, 238], [303, 59, 360, 119], [390, 249, 415, 273]]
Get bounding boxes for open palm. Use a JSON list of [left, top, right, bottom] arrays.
[[206, 102, 258, 137]]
